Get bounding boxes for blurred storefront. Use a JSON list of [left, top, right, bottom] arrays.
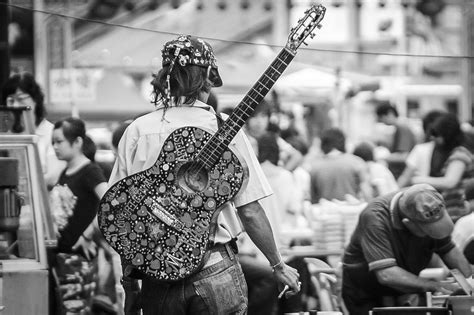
[[19, 0, 470, 139]]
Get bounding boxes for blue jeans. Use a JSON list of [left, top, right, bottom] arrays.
[[140, 243, 248, 315]]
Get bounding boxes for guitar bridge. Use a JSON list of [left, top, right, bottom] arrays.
[[150, 201, 184, 230]]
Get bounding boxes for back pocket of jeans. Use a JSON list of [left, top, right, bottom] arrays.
[[193, 264, 247, 315]]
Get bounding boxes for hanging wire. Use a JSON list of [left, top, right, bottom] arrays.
[[1, 1, 473, 60]]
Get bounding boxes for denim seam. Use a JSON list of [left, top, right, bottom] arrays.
[[229, 264, 247, 309], [188, 246, 235, 281]]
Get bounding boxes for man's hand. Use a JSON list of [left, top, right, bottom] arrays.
[[72, 235, 97, 261], [273, 262, 301, 298], [432, 281, 460, 295]]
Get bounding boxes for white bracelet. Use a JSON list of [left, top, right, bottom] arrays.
[[271, 259, 284, 272]]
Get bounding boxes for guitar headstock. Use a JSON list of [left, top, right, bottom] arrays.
[[286, 4, 326, 53]]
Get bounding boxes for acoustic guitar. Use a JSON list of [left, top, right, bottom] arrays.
[[98, 4, 326, 281]]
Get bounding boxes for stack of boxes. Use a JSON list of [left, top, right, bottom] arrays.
[[309, 200, 366, 253]]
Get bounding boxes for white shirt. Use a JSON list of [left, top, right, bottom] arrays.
[[35, 119, 65, 180], [368, 161, 399, 196], [35, 119, 55, 172], [109, 102, 273, 244], [260, 161, 298, 247], [293, 166, 311, 203], [405, 141, 435, 176], [452, 212, 474, 252]]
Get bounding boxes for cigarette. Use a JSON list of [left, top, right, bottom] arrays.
[[278, 285, 290, 299]]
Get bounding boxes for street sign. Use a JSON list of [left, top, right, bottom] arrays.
[[49, 68, 99, 104]]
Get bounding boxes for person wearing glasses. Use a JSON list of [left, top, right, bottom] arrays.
[[1, 72, 66, 188]]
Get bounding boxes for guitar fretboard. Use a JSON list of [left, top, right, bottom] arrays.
[[198, 48, 295, 169]]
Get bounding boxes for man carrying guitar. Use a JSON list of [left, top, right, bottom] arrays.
[[108, 35, 301, 314]]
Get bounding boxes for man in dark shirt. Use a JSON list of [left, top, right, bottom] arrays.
[[342, 183, 472, 315]]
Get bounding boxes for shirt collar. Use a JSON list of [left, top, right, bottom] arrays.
[[34, 119, 49, 136], [390, 191, 405, 230], [155, 100, 215, 114], [192, 100, 215, 113]]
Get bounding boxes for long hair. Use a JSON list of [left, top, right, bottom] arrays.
[[429, 113, 464, 177], [422, 110, 445, 142], [257, 132, 279, 165], [150, 64, 213, 110], [430, 113, 464, 152], [1, 72, 46, 126], [375, 101, 398, 118], [82, 136, 97, 161]]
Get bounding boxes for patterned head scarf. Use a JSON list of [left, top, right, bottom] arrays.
[[161, 35, 222, 105]]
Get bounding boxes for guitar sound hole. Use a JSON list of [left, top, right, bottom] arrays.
[[176, 162, 209, 193]]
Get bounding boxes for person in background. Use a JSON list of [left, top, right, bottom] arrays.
[[421, 110, 446, 143], [342, 184, 472, 315], [452, 179, 474, 264], [1, 72, 66, 188], [258, 132, 299, 242], [285, 132, 312, 210], [411, 113, 473, 222], [244, 99, 303, 171], [258, 132, 316, 314], [109, 35, 300, 314], [53, 117, 107, 253], [353, 141, 398, 197], [51, 117, 119, 313], [309, 127, 372, 203], [397, 110, 445, 188], [375, 101, 417, 179]]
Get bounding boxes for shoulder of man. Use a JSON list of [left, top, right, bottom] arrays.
[[359, 194, 393, 222]]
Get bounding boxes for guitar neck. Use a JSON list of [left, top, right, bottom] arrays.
[[198, 47, 295, 168]]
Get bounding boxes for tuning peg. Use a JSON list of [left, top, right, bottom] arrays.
[[317, 24, 323, 29]]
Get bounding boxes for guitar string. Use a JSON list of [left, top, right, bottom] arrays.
[[187, 81, 274, 174], [189, 73, 275, 172], [188, 49, 293, 177], [197, 48, 293, 171], [194, 57, 284, 171]]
